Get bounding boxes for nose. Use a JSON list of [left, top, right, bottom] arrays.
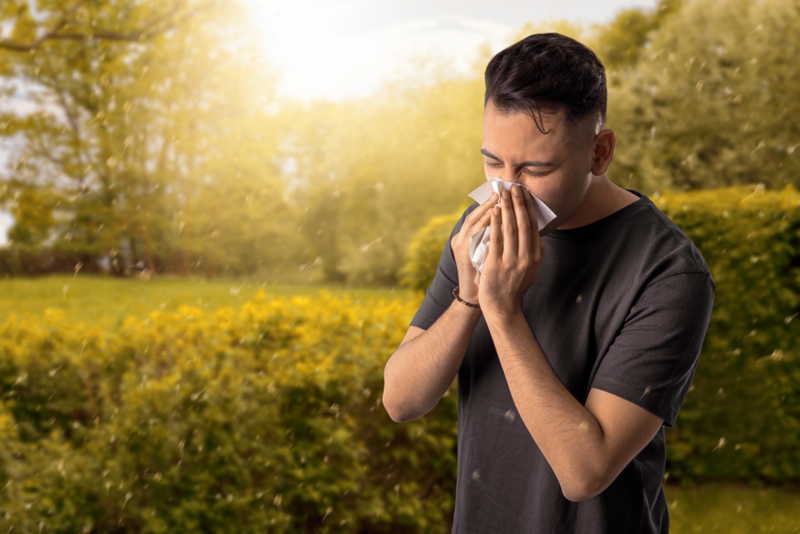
[[492, 169, 525, 186]]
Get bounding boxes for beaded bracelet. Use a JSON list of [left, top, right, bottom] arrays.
[[452, 285, 480, 309]]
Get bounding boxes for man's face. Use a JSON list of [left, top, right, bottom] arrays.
[[481, 101, 597, 234]]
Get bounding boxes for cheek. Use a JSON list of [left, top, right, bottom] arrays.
[[524, 180, 557, 207], [580, 150, 596, 174], [528, 180, 570, 219], [543, 195, 564, 220]]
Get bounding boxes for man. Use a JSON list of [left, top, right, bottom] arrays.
[[382, 33, 715, 533]]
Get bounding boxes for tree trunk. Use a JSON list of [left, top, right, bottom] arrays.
[[206, 232, 218, 279], [142, 210, 155, 274], [129, 236, 139, 272]]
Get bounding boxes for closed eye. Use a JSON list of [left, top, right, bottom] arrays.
[[521, 168, 548, 177], [484, 161, 548, 177]]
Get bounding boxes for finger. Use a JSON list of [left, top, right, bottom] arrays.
[[463, 193, 498, 238], [524, 190, 542, 260], [466, 192, 499, 225], [489, 205, 502, 264], [469, 205, 495, 239], [513, 185, 531, 259], [501, 190, 517, 261]]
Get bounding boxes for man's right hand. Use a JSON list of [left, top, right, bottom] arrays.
[[450, 192, 499, 306]]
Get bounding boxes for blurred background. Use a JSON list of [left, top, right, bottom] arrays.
[[0, 0, 798, 532]]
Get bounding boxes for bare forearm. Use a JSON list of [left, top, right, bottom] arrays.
[[383, 300, 482, 422], [484, 308, 605, 501]]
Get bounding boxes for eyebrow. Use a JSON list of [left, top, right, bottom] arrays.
[[480, 148, 555, 167]]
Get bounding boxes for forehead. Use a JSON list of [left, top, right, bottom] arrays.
[[482, 102, 578, 154]]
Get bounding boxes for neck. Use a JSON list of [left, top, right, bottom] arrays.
[[556, 175, 635, 231]]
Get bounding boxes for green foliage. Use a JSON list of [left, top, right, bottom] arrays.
[[593, 8, 656, 69], [4, 0, 800, 286], [0, 237, 799, 529], [663, 482, 800, 532], [402, 184, 800, 484], [280, 0, 800, 285], [279, 75, 487, 287], [3, 186, 58, 245], [654, 184, 800, 482], [399, 212, 463, 292], [0, 244, 88, 277], [591, 0, 682, 70], [0, 0, 296, 277], [606, 0, 800, 191], [0, 291, 457, 533], [0, 275, 418, 327]]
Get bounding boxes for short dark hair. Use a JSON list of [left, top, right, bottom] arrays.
[[484, 33, 607, 135]]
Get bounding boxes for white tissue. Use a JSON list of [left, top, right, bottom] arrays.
[[467, 178, 557, 282]]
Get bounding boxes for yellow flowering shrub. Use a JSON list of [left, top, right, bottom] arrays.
[[0, 290, 462, 533]]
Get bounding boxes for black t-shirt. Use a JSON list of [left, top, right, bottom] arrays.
[[409, 189, 715, 534]]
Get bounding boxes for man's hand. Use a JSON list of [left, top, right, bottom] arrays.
[[450, 191, 499, 305], [478, 185, 544, 317]]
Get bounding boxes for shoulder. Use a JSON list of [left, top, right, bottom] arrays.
[[623, 197, 715, 288]]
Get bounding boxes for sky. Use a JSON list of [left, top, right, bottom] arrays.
[[0, 0, 660, 245], [245, 0, 660, 101]]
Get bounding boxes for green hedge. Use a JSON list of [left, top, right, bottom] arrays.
[[399, 212, 466, 292], [0, 244, 101, 277], [401, 184, 800, 485], [0, 297, 457, 533], [652, 185, 800, 483]]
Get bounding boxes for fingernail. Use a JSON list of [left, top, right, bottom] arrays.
[[512, 187, 520, 197], [502, 189, 509, 199]]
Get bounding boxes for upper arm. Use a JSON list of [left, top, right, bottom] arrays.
[[582, 272, 714, 499], [590, 272, 714, 427]]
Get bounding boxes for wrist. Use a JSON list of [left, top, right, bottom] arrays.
[[452, 286, 481, 309], [482, 302, 520, 323]]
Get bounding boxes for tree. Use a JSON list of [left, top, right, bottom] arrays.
[[0, 0, 290, 277], [591, 0, 682, 70], [605, 0, 800, 191]]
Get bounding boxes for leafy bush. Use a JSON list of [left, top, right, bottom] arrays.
[[0, 244, 99, 277], [0, 292, 457, 533], [399, 212, 463, 292], [652, 184, 800, 484]]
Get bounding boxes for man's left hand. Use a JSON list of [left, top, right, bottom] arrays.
[[478, 185, 545, 317]]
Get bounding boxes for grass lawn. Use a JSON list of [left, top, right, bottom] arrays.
[[664, 482, 800, 532], [0, 273, 422, 327], [1, 275, 798, 531]]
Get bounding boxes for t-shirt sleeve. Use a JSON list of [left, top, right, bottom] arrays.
[[408, 205, 477, 331], [589, 272, 715, 428]]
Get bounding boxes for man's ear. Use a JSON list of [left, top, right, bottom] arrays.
[[590, 129, 616, 176]]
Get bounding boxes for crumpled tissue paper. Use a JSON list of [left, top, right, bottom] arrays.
[[467, 178, 557, 283]]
